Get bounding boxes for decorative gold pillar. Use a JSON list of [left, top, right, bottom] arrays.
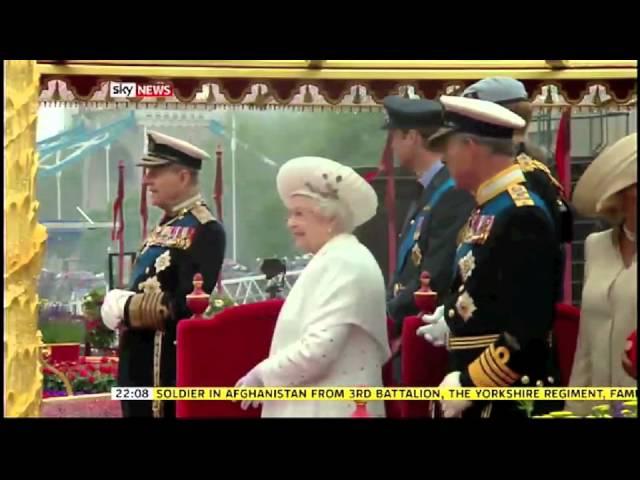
[[4, 60, 48, 417]]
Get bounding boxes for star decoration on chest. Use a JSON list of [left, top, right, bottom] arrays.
[[459, 251, 476, 282], [455, 291, 477, 322], [138, 276, 162, 294], [154, 251, 171, 273]]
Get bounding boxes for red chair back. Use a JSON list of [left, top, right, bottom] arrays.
[[400, 315, 448, 418], [176, 299, 284, 418], [383, 317, 402, 418], [553, 303, 581, 386]]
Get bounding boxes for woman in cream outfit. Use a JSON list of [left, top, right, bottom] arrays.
[[235, 156, 391, 417], [567, 133, 637, 416]]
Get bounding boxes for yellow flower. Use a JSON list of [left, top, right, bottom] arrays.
[[214, 299, 224, 308]]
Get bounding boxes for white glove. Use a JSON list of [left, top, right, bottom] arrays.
[[439, 371, 472, 418], [234, 365, 264, 410], [101, 289, 135, 330], [416, 305, 449, 346]]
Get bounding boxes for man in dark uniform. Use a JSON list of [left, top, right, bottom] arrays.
[[101, 131, 226, 418], [461, 77, 574, 264], [423, 95, 560, 418], [461, 78, 574, 413], [383, 96, 475, 336]]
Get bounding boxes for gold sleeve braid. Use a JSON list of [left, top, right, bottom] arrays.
[[468, 344, 520, 387], [128, 291, 170, 331]]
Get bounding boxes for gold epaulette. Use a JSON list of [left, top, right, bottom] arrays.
[[507, 184, 535, 207], [191, 204, 216, 224], [516, 153, 564, 193]]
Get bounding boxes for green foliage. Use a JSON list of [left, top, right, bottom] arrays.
[[40, 322, 86, 344], [82, 288, 116, 349], [204, 292, 237, 318], [534, 401, 637, 418]]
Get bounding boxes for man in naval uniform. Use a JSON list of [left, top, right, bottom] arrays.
[[461, 77, 574, 274], [101, 131, 226, 418], [460, 78, 574, 413], [383, 96, 475, 335], [420, 96, 560, 418]]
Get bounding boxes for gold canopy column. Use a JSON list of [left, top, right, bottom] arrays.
[[4, 60, 48, 417]]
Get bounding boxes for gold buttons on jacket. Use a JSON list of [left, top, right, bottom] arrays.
[[521, 376, 530, 385], [448, 309, 455, 318]]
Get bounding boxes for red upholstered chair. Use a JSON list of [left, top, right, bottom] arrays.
[[176, 299, 284, 418], [395, 304, 582, 417], [177, 300, 400, 418], [553, 303, 581, 386], [383, 317, 402, 418], [400, 315, 448, 418]]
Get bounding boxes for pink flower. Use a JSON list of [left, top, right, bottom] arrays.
[[80, 370, 89, 378], [89, 376, 96, 384]]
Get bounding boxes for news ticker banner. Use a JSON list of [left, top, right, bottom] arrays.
[[112, 387, 638, 402]]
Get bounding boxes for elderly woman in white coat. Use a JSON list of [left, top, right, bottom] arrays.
[[567, 133, 637, 416], [234, 156, 391, 417]]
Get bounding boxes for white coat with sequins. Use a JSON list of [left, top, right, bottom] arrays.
[[258, 233, 391, 418]]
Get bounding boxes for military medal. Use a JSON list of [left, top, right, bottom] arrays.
[[154, 251, 171, 273], [138, 276, 162, 294], [455, 291, 477, 322], [475, 215, 495, 244], [458, 251, 476, 282]]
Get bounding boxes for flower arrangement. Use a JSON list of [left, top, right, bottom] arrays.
[[534, 401, 637, 418], [42, 356, 118, 398], [82, 288, 116, 350], [204, 291, 237, 318]]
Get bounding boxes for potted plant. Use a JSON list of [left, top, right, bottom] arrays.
[[204, 291, 237, 318], [82, 288, 117, 357]]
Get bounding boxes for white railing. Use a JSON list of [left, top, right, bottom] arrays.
[[220, 269, 303, 304]]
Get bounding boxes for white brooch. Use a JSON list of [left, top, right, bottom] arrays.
[[154, 251, 171, 273], [459, 251, 476, 282], [456, 292, 477, 322], [139, 276, 162, 294]]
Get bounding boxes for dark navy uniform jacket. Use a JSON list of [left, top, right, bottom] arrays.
[[443, 165, 559, 418], [119, 195, 225, 418]]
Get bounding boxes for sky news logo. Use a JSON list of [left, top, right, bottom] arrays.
[[110, 82, 174, 99]]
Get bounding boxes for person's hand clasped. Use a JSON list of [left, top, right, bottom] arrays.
[[234, 366, 265, 410]]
